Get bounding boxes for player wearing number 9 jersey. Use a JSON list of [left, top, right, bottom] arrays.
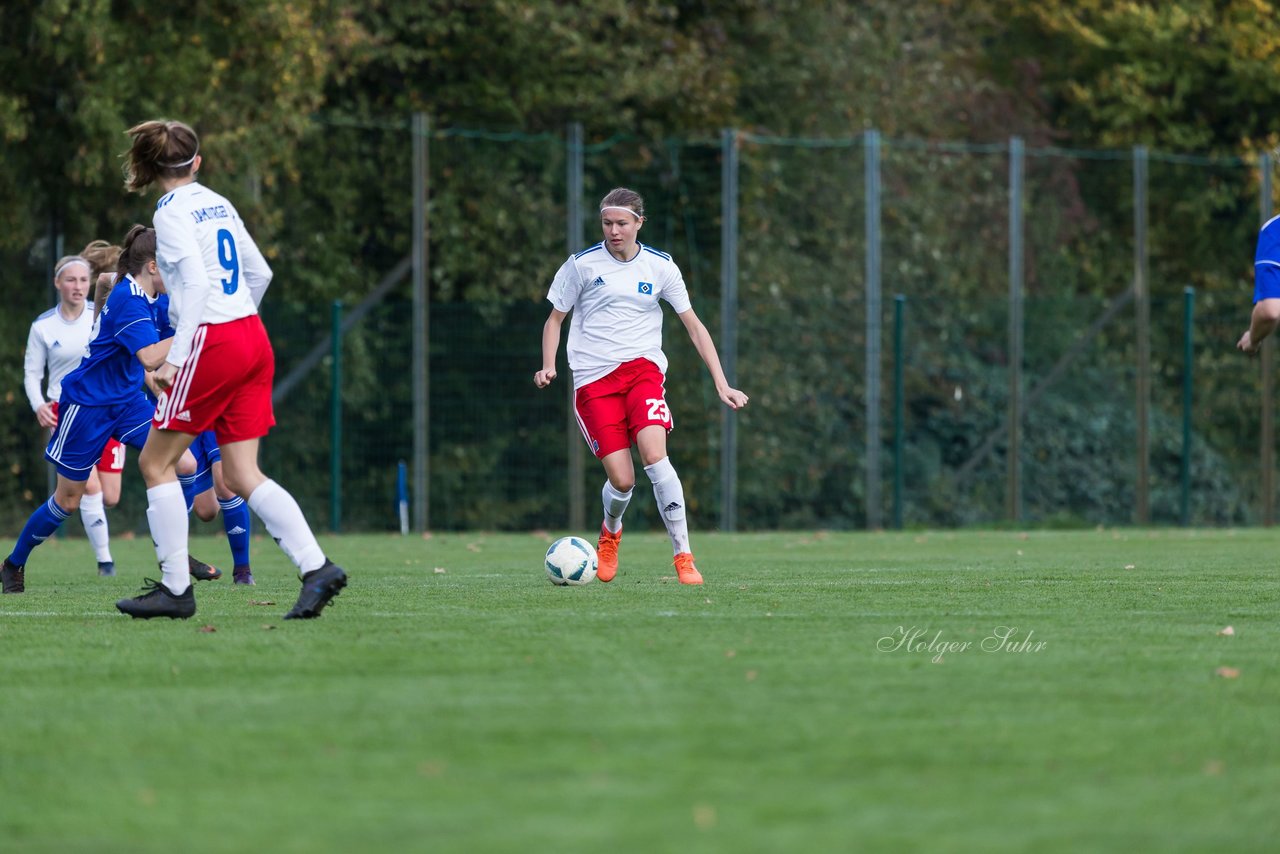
[[533, 187, 750, 586], [113, 119, 347, 621]]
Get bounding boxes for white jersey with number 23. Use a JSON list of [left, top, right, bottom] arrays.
[[547, 241, 692, 389]]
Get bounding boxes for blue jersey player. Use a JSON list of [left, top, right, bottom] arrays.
[[1239, 214, 1280, 354], [3, 226, 170, 593]]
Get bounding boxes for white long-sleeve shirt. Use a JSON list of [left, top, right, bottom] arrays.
[[153, 182, 272, 368], [23, 303, 95, 410]]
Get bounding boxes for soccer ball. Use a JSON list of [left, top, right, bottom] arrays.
[[545, 536, 598, 586]]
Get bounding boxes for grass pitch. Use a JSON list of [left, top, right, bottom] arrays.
[[1, 528, 1277, 853]]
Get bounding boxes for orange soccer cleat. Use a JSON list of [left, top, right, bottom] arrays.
[[597, 525, 622, 582], [673, 552, 703, 585]]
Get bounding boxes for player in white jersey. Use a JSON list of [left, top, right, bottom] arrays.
[[114, 119, 347, 621], [534, 187, 749, 585], [23, 253, 120, 576]]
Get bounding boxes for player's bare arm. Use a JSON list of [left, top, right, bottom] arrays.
[[677, 308, 749, 410], [535, 308, 568, 388], [136, 337, 175, 372], [1238, 298, 1280, 354]]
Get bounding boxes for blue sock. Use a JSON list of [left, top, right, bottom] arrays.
[[219, 495, 252, 567], [178, 474, 199, 514], [10, 497, 72, 566]]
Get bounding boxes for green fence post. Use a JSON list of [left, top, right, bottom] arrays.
[[1181, 287, 1194, 527], [330, 299, 343, 533], [893, 294, 905, 530]]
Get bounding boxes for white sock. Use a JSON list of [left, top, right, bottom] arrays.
[[146, 481, 190, 594], [79, 491, 112, 562], [247, 479, 326, 574], [644, 457, 690, 555], [601, 481, 632, 534]]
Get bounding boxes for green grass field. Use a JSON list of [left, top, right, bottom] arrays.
[[1, 528, 1277, 853]]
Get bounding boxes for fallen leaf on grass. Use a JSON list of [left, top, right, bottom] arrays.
[[1215, 667, 1240, 679], [466, 543, 481, 552], [692, 804, 717, 830], [744, 670, 758, 682], [262, 625, 276, 631], [248, 600, 276, 606], [1124, 564, 1135, 570], [199, 625, 216, 633], [1203, 759, 1225, 776], [433, 567, 447, 574], [1217, 626, 1235, 637]]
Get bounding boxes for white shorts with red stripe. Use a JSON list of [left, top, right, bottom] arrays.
[[153, 315, 276, 443]]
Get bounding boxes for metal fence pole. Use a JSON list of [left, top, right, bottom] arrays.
[[720, 128, 739, 532], [566, 123, 586, 531], [1261, 152, 1274, 526], [864, 129, 882, 529], [330, 300, 343, 533], [1181, 286, 1194, 527], [411, 112, 430, 532], [893, 294, 905, 530], [1133, 145, 1151, 524], [1007, 137, 1025, 523]]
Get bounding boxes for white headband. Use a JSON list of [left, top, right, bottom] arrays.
[[160, 148, 199, 169], [54, 257, 90, 279], [600, 205, 643, 219]]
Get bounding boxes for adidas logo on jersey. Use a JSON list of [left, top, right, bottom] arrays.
[[227, 526, 247, 535], [590, 276, 606, 288], [176, 411, 192, 422]]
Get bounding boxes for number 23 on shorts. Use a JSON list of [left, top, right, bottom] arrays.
[[646, 398, 670, 423]]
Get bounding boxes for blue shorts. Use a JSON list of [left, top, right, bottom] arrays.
[[45, 395, 154, 481], [186, 431, 221, 495]]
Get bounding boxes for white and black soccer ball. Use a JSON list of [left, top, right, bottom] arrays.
[[544, 536, 598, 586]]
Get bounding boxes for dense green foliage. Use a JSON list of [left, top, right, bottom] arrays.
[[1, 1, 1277, 531]]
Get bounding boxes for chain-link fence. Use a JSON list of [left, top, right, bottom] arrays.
[[1, 117, 1272, 535]]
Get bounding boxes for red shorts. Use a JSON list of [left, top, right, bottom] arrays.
[[51, 401, 125, 473], [574, 358, 672, 458], [154, 315, 276, 443]]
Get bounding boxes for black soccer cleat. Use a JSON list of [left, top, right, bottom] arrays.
[[98, 560, 116, 577], [283, 560, 348, 620], [232, 565, 255, 585], [1, 558, 25, 594], [188, 555, 222, 581], [116, 578, 196, 620]]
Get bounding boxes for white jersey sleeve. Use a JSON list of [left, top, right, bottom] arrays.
[[547, 256, 585, 312], [239, 229, 273, 307], [658, 255, 692, 314], [23, 321, 47, 411]]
